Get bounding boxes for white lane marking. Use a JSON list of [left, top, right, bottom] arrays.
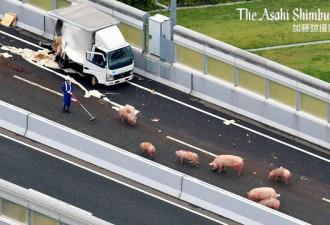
[[234, 123, 330, 163], [128, 82, 330, 163], [13, 75, 76, 102], [0, 30, 128, 111], [0, 30, 90, 97], [167, 136, 217, 157], [128, 81, 228, 121], [0, 133, 228, 225], [2, 29, 329, 163], [0, 30, 46, 50], [322, 198, 330, 203]]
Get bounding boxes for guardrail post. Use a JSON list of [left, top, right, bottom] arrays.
[[234, 67, 238, 87], [328, 102, 330, 123], [28, 208, 32, 225], [296, 90, 300, 111], [203, 54, 207, 75], [265, 79, 269, 99], [143, 23, 147, 54]]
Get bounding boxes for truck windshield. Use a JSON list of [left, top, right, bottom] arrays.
[[107, 46, 133, 70]]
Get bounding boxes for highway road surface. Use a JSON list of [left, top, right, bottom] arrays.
[[0, 26, 329, 225], [0, 129, 234, 225]]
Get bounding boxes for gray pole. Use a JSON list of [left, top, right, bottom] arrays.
[[52, 0, 56, 10], [170, 0, 176, 40]]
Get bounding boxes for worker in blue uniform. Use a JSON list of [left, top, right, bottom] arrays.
[[62, 75, 73, 113]]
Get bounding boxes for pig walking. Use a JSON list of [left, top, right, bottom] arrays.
[[269, 167, 291, 185], [140, 142, 156, 160], [175, 150, 199, 167], [118, 104, 137, 125], [259, 198, 281, 210], [247, 187, 280, 201], [209, 154, 244, 176]]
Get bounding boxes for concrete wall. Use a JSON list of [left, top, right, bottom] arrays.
[[0, 0, 317, 224], [1, 0, 327, 150], [0, 178, 113, 225], [0, 99, 311, 225], [133, 48, 330, 150]]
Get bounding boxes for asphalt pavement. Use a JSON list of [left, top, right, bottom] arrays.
[[0, 25, 330, 225], [0, 131, 231, 225]]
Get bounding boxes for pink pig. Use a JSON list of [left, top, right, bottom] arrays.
[[209, 154, 244, 176], [118, 104, 137, 125], [140, 142, 156, 160], [247, 187, 280, 201], [269, 167, 291, 185], [259, 198, 281, 210], [175, 150, 199, 167]]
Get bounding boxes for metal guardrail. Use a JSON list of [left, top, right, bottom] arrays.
[[0, 0, 326, 223], [0, 99, 311, 225], [0, 178, 113, 225], [174, 25, 330, 92]]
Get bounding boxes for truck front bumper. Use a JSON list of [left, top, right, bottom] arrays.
[[105, 74, 133, 86]]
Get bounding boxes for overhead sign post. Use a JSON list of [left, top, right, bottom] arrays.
[[170, 0, 176, 41]]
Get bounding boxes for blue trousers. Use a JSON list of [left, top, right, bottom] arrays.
[[63, 94, 71, 108]]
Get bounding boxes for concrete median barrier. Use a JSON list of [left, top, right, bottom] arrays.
[[0, 179, 113, 225], [24, 114, 183, 198], [179, 176, 310, 225], [0, 100, 29, 136]]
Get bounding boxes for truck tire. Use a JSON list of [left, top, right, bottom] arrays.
[[58, 56, 68, 69], [91, 76, 98, 86]]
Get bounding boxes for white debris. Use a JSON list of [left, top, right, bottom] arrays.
[[1, 44, 141, 115], [223, 119, 235, 125], [88, 89, 104, 98], [0, 52, 12, 58], [300, 176, 309, 181]]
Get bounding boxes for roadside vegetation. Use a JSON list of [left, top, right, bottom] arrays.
[[117, 0, 251, 10], [256, 43, 330, 82], [28, 0, 330, 83], [150, 0, 330, 83], [158, 0, 250, 7]]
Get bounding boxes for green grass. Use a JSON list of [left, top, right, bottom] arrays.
[[158, 0, 249, 7], [152, 0, 330, 82], [256, 43, 330, 83], [26, 0, 70, 11], [154, 0, 330, 49]]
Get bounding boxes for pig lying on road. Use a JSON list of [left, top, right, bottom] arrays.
[[118, 104, 137, 125], [140, 142, 156, 160], [209, 154, 244, 176], [175, 150, 199, 167], [259, 197, 280, 210], [247, 187, 280, 201], [269, 167, 291, 185]]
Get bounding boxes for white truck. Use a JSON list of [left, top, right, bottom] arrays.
[[49, 3, 134, 86]]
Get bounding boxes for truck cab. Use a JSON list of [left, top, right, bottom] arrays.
[[49, 4, 134, 86], [84, 26, 134, 86]]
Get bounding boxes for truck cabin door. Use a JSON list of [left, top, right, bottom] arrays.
[[83, 51, 106, 85]]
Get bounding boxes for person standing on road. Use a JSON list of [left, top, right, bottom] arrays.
[[62, 75, 73, 113]]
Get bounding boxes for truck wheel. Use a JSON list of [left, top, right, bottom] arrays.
[[58, 56, 68, 68], [91, 76, 98, 86]]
